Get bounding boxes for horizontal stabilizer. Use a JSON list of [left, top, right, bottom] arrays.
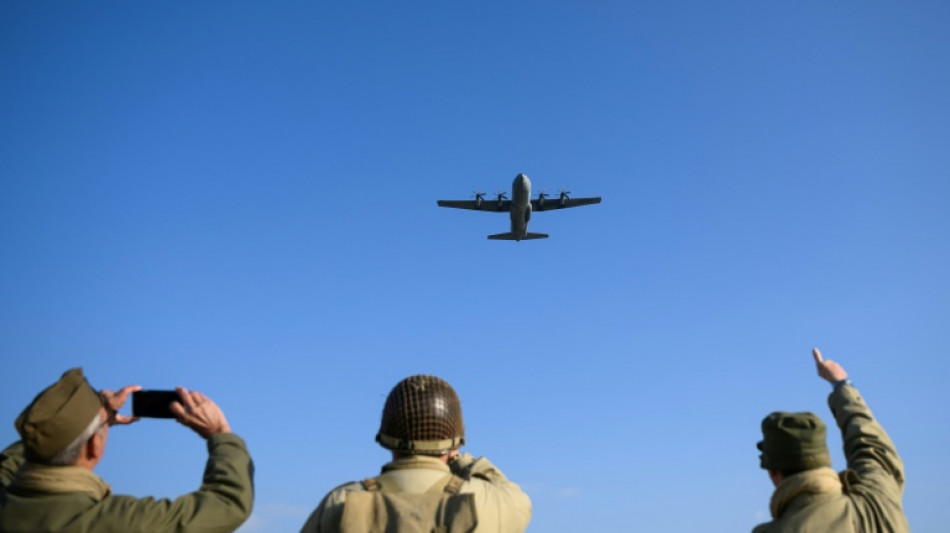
[[487, 232, 549, 241]]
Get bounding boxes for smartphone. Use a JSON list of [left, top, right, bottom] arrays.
[[132, 390, 180, 418]]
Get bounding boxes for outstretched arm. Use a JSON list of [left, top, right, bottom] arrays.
[[813, 348, 905, 496], [96, 388, 253, 532]]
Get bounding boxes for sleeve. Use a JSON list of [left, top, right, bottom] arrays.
[[299, 482, 361, 533], [298, 494, 330, 533], [0, 441, 26, 488], [828, 384, 905, 498], [94, 433, 255, 533], [451, 453, 532, 532]]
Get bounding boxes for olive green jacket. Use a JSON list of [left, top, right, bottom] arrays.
[[753, 384, 910, 533], [301, 453, 532, 533], [0, 433, 254, 533]]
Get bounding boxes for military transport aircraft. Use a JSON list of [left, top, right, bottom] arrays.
[[437, 173, 601, 240]]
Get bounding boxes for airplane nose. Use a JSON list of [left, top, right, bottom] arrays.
[[514, 173, 529, 186]]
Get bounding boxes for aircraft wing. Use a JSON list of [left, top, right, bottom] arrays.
[[437, 200, 511, 212], [531, 197, 602, 210]]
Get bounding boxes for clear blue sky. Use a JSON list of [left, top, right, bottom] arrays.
[[2, 2, 948, 531]]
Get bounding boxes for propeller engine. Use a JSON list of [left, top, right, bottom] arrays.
[[534, 189, 551, 210], [558, 188, 571, 205], [472, 190, 486, 207]]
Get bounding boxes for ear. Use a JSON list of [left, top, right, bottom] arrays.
[[86, 429, 107, 463]]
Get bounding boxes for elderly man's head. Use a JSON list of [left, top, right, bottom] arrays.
[[15, 368, 110, 467]]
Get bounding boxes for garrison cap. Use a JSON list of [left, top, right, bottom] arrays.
[[15, 368, 103, 462], [758, 411, 831, 471]]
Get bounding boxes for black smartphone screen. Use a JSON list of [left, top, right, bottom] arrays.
[[131, 390, 180, 418]]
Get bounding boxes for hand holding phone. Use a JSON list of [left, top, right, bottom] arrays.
[[168, 386, 232, 439], [99, 385, 141, 426]]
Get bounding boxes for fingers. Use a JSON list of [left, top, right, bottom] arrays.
[[112, 385, 141, 408], [170, 386, 193, 423], [100, 385, 142, 426], [811, 347, 849, 382], [117, 385, 143, 424], [169, 387, 231, 439], [176, 386, 197, 413], [114, 413, 140, 425], [169, 400, 187, 418], [171, 387, 211, 419]]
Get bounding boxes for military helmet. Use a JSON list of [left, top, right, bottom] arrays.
[[376, 375, 465, 455]]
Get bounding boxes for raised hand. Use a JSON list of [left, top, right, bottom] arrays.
[[812, 348, 848, 383], [169, 386, 232, 439], [99, 385, 142, 426]]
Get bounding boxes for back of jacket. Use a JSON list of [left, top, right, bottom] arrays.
[[301, 454, 531, 533], [337, 473, 477, 533], [0, 433, 254, 533], [753, 385, 909, 533]]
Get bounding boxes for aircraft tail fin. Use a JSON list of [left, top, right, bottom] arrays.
[[487, 232, 549, 241]]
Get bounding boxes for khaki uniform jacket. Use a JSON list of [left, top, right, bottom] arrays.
[[0, 433, 254, 533], [301, 453, 531, 533], [753, 384, 910, 533]]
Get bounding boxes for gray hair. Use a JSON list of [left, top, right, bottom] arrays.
[[47, 412, 104, 466]]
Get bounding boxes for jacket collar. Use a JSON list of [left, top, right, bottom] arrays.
[[770, 466, 841, 518], [382, 455, 451, 474], [10, 462, 111, 501]]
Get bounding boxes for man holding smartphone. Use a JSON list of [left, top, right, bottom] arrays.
[[0, 367, 254, 532]]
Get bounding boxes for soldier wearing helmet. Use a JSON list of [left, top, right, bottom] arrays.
[[300, 374, 532, 532], [751, 349, 909, 533]]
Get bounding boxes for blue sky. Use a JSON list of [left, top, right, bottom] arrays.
[[1, 2, 948, 531]]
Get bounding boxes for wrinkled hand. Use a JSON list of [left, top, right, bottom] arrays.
[[812, 348, 848, 383], [99, 385, 142, 426], [169, 386, 231, 439]]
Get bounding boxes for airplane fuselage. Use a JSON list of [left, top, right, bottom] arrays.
[[510, 173, 532, 240]]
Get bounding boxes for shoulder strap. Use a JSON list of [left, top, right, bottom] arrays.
[[443, 475, 465, 495], [436, 477, 477, 533], [362, 475, 404, 493]]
